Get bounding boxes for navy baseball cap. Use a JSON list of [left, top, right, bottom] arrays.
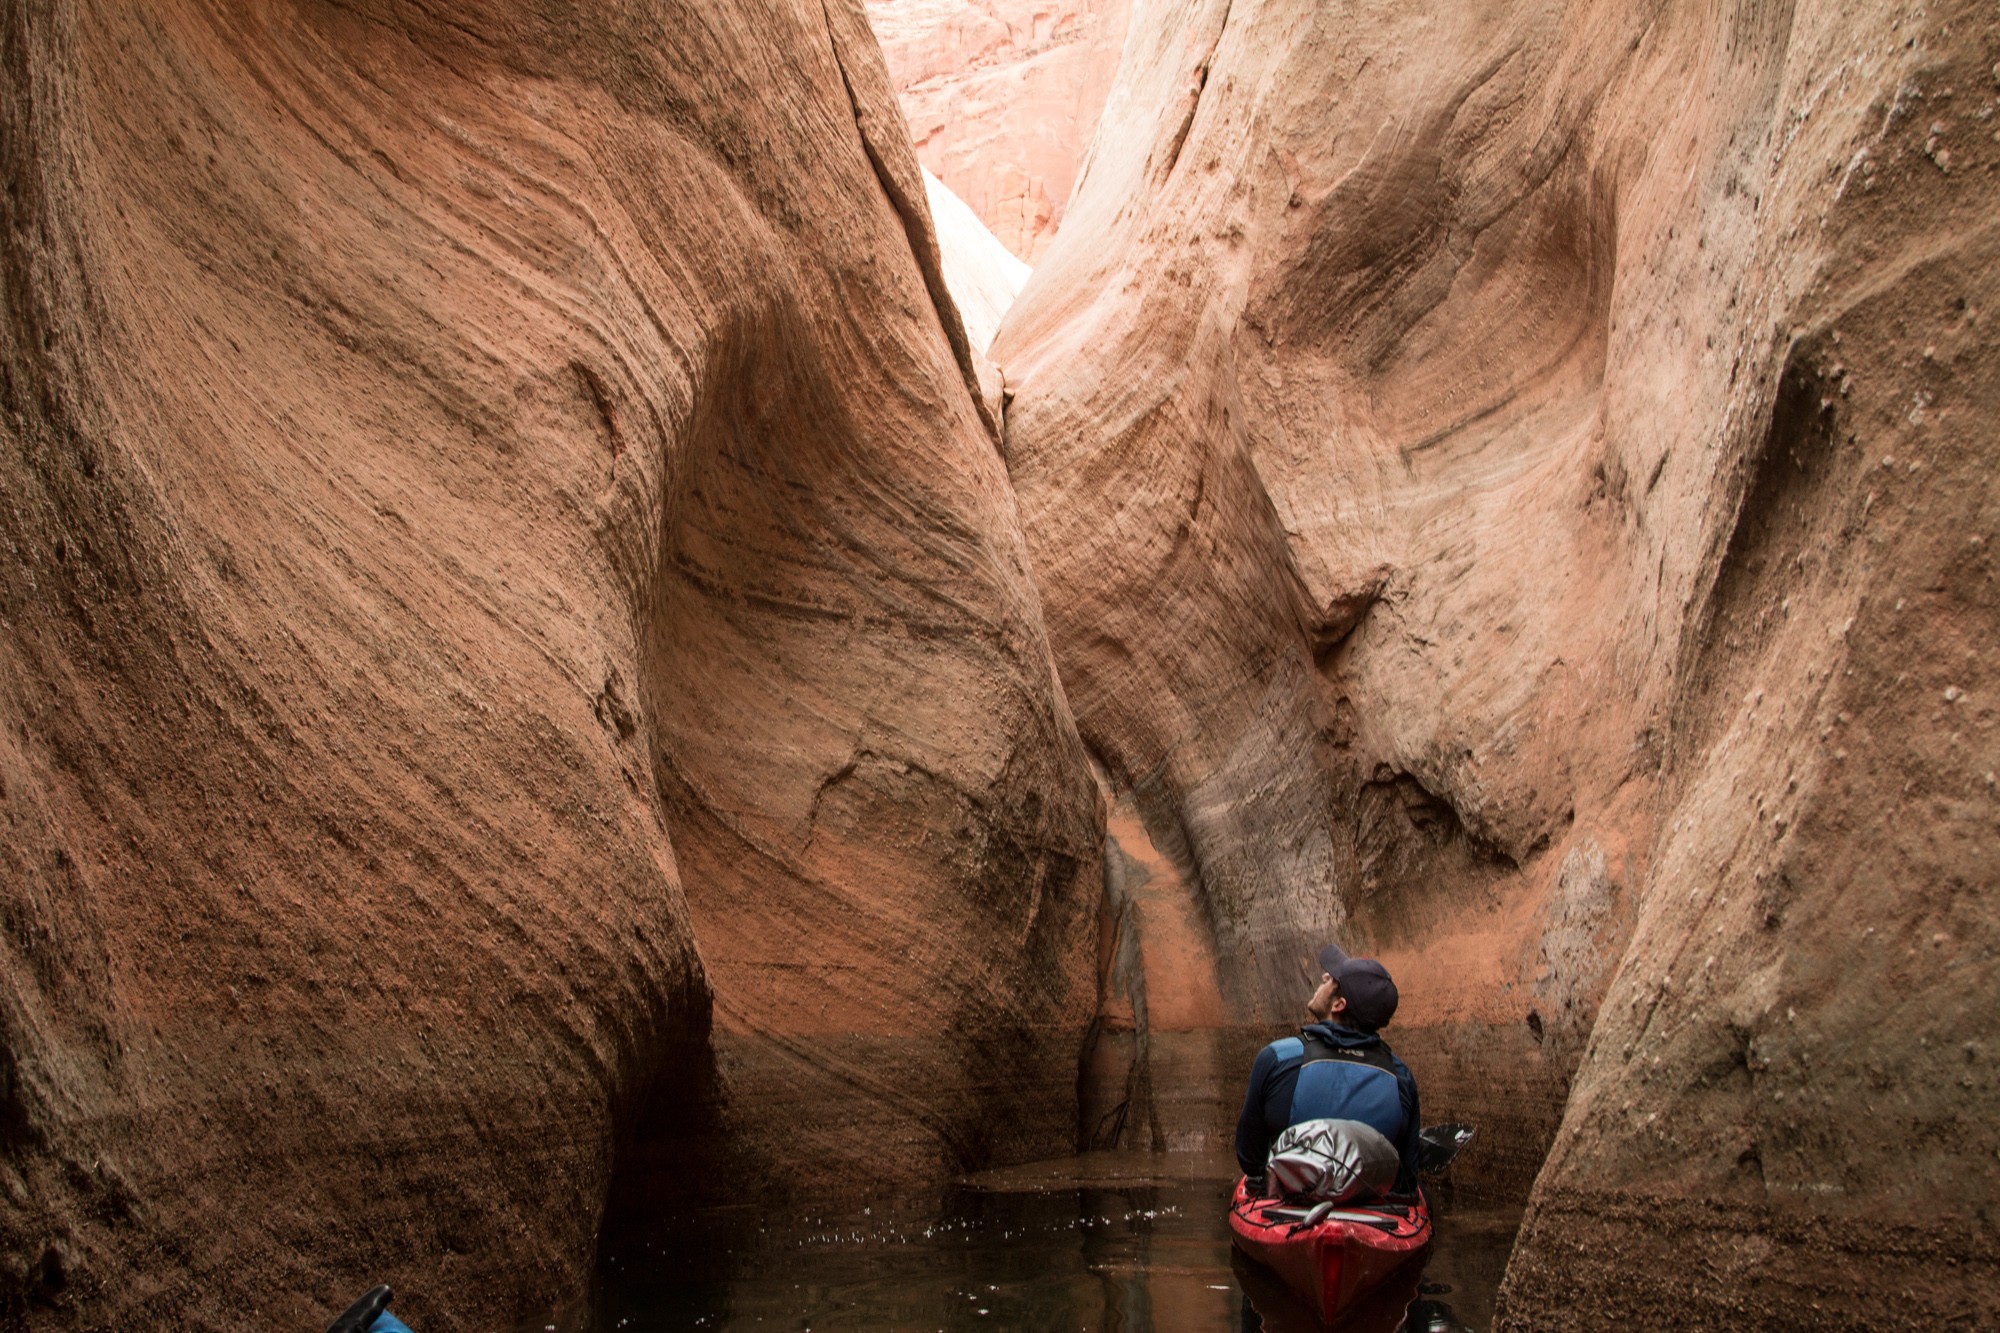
[[1318, 943, 1399, 1029]]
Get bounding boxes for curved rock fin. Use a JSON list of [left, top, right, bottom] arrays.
[[819, 0, 999, 445]]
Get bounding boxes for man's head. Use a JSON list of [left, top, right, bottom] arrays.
[[1310, 944, 1399, 1030]]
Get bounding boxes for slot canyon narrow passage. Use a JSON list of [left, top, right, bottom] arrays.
[[2, 1, 1997, 1332]]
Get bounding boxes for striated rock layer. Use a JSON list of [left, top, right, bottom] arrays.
[[0, 1, 1097, 1328], [995, 0, 1999, 1322], [866, 0, 1132, 260]]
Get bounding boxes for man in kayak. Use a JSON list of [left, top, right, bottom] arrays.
[[1234, 943, 1423, 1199]]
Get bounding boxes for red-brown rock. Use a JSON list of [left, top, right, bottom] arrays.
[[995, 0, 2000, 1323], [866, 0, 1132, 260], [0, 2, 1097, 1328]]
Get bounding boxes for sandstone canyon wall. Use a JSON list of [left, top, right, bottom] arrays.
[[866, 0, 1132, 260], [994, 0, 1998, 1324], [923, 167, 1030, 351], [0, 2, 1099, 1329]]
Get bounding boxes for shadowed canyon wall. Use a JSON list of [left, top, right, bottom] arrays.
[[994, 0, 1998, 1324], [0, 1, 1098, 1328], [866, 0, 1132, 259]]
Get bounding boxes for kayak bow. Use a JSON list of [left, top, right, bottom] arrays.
[[1228, 1123, 1474, 1324], [1227, 1179, 1432, 1323]]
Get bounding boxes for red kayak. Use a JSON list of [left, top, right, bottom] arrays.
[[1226, 1178, 1432, 1324]]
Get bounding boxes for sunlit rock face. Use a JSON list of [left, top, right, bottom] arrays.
[[0, 2, 1097, 1328], [925, 168, 1031, 353], [996, 0, 1999, 1322], [866, 0, 1132, 260]]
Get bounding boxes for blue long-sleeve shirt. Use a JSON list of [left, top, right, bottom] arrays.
[[1234, 1021, 1423, 1195]]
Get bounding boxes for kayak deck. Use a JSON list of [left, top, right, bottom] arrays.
[[1226, 1178, 1432, 1323]]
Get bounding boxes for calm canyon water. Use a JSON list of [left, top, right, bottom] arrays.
[[591, 1151, 1523, 1333]]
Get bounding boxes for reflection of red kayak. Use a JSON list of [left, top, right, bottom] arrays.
[[1226, 1178, 1432, 1324]]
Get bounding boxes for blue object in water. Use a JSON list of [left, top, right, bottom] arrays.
[[367, 1314, 414, 1333]]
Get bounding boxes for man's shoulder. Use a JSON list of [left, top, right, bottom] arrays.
[[1259, 1034, 1306, 1065]]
